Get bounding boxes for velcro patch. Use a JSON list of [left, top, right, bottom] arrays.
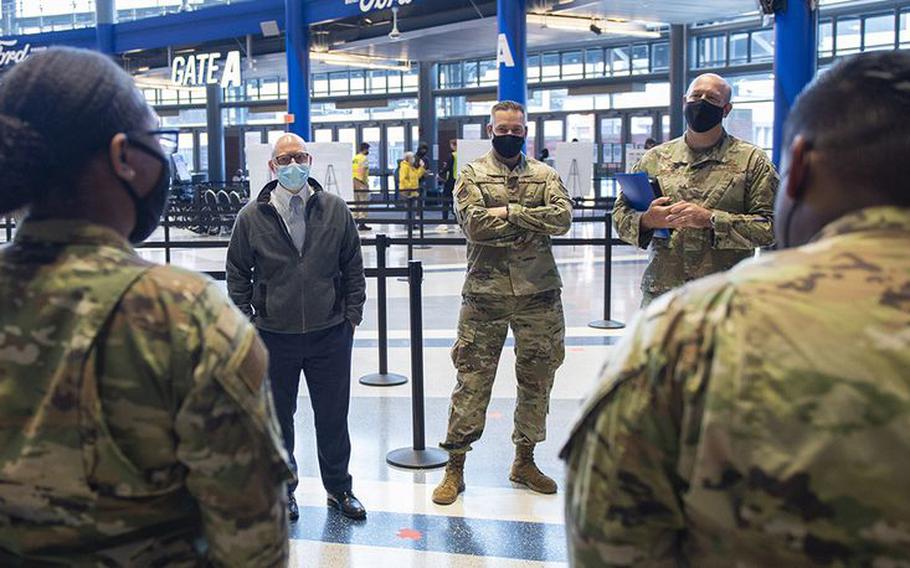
[[237, 335, 268, 394]]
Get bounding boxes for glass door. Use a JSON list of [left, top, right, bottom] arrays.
[[338, 127, 357, 154], [599, 116, 624, 175], [387, 125, 406, 194], [542, 118, 564, 161], [462, 123, 484, 140], [360, 126, 382, 191], [313, 128, 333, 143]]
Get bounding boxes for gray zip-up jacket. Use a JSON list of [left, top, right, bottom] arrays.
[[226, 178, 366, 334]]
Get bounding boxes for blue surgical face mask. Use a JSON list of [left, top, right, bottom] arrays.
[[277, 163, 310, 192]]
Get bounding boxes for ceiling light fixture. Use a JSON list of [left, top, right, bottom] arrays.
[[310, 50, 412, 72], [388, 7, 402, 40], [527, 13, 660, 38]]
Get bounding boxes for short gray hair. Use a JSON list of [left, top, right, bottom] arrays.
[[490, 100, 526, 123]]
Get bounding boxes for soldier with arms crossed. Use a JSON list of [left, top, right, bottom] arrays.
[[433, 101, 572, 505]]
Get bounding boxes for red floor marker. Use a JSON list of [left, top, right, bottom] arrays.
[[397, 528, 423, 541]]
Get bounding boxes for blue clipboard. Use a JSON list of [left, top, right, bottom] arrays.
[[615, 172, 669, 239]]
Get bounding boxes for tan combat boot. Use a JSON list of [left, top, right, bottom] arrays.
[[432, 453, 466, 505], [509, 444, 557, 494]]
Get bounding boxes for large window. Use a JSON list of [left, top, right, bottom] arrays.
[[727, 73, 774, 153], [901, 10, 910, 49], [562, 51, 584, 80], [697, 34, 727, 67], [865, 13, 896, 51], [819, 19, 835, 57], [651, 42, 670, 72], [750, 29, 774, 63], [836, 17, 862, 54]]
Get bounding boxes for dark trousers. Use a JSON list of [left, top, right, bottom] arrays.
[[259, 322, 354, 495], [442, 179, 455, 221]]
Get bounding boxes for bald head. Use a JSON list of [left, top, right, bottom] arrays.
[[687, 73, 733, 106], [268, 133, 312, 181], [272, 133, 307, 159]]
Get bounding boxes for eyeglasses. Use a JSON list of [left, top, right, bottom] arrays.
[[129, 129, 179, 155], [274, 152, 311, 166]]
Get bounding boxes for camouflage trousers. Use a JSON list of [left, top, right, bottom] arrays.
[[441, 290, 565, 454], [353, 179, 369, 221]]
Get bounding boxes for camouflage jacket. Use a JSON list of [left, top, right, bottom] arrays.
[[614, 133, 778, 298], [0, 221, 293, 566], [455, 151, 572, 296], [562, 206, 910, 567]]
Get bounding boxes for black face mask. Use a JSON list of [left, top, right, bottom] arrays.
[[685, 99, 726, 133], [492, 134, 525, 159], [119, 140, 172, 244]]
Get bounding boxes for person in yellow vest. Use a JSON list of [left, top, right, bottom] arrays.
[[352, 142, 371, 231], [398, 151, 425, 200]]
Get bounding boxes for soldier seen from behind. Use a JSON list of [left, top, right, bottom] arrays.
[[562, 51, 910, 567], [0, 48, 292, 565], [614, 72, 779, 306]]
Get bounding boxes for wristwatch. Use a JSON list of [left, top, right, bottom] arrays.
[[709, 212, 717, 230]]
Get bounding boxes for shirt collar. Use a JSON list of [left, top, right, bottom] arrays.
[[813, 206, 910, 241], [482, 150, 529, 175], [670, 130, 733, 167], [271, 183, 311, 213], [13, 219, 134, 252]]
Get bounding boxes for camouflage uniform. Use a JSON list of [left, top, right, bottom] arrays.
[[441, 151, 572, 454], [614, 133, 778, 305], [561, 206, 910, 567], [0, 220, 293, 566]]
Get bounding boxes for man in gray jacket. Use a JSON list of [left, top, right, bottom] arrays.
[[227, 133, 367, 521]]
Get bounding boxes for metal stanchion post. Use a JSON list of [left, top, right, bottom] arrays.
[[386, 260, 448, 469], [589, 211, 625, 330], [163, 208, 172, 264], [399, 198, 416, 282], [414, 193, 430, 250], [360, 234, 408, 387], [407, 197, 415, 261], [5, 216, 12, 242]]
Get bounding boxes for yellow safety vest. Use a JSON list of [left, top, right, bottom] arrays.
[[352, 153, 369, 183]]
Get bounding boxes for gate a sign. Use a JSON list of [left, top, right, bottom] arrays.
[[171, 50, 242, 89], [497, 33, 515, 68]]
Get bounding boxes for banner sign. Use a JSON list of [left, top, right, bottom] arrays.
[[0, 40, 37, 69], [171, 50, 242, 88], [346, 0, 413, 13]]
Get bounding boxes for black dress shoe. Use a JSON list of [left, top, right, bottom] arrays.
[[327, 491, 366, 520], [358, 223, 372, 231], [288, 494, 300, 522]]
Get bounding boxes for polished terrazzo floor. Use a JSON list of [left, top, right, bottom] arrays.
[[1, 215, 647, 567]]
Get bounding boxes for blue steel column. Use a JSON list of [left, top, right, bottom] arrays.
[[95, 0, 115, 54], [286, 0, 311, 139], [773, 0, 817, 166], [497, 0, 526, 107], [205, 83, 226, 183]]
